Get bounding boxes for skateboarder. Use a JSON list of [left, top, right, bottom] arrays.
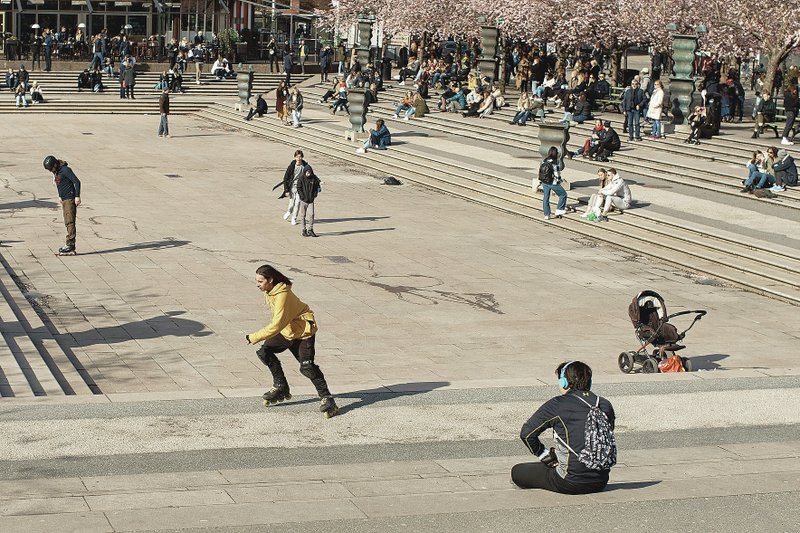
[[43, 155, 81, 255], [246, 264, 339, 417]]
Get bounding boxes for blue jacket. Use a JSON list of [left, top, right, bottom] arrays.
[[370, 125, 391, 149]]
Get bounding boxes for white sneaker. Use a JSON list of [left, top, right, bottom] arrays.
[[781, 137, 794, 145], [543, 215, 551, 220], [283, 211, 291, 220], [391, 114, 398, 119], [291, 217, 298, 225], [403, 116, 410, 121], [555, 209, 567, 216], [356, 147, 366, 154], [398, 81, 405, 85]]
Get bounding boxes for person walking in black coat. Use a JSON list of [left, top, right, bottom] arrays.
[[296, 166, 321, 237], [283, 48, 293, 85]]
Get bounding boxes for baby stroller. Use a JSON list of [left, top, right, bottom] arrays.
[[618, 290, 707, 374]]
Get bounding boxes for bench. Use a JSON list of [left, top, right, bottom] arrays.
[[596, 86, 624, 113], [753, 99, 797, 140]]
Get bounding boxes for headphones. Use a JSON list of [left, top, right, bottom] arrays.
[[558, 361, 573, 390]]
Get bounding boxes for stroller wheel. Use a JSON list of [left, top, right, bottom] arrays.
[[618, 352, 635, 374], [642, 358, 660, 374], [682, 357, 693, 372]]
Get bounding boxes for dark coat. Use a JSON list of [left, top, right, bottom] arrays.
[[122, 66, 135, 86], [297, 170, 321, 203], [774, 155, 798, 186], [280, 160, 307, 195], [622, 87, 645, 112]]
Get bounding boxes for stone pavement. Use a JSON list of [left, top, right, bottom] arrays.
[[1, 112, 800, 531], [1, 113, 799, 399]]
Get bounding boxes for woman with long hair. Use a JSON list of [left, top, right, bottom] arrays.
[[246, 264, 339, 418]]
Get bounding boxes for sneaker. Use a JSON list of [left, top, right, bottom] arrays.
[[391, 114, 398, 119], [543, 215, 551, 220], [308, 229, 318, 237], [781, 138, 794, 145], [403, 116, 410, 121], [302, 229, 308, 237], [398, 81, 405, 85], [165, 135, 170, 138], [772, 185, 786, 192], [283, 211, 291, 220], [356, 147, 366, 154], [291, 217, 298, 225], [554, 209, 567, 216]]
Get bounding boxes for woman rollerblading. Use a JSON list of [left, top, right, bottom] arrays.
[[246, 264, 339, 418]]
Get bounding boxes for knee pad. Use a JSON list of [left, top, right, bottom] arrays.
[[299, 360, 318, 379], [256, 347, 277, 366]]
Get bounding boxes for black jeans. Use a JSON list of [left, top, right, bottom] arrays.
[[511, 463, 607, 494], [256, 334, 331, 397]]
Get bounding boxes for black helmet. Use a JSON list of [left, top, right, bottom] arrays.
[[43, 155, 57, 171]]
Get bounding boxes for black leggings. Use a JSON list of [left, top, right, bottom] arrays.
[[511, 463, 607, 495], [256, 334, 331, 397]]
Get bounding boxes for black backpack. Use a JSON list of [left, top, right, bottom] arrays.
[[538, 159, 555, 184]]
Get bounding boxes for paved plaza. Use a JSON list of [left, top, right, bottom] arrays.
[[1, 111, 799, 531]]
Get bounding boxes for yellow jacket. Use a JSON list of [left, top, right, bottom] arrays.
[[248, 283, 317, 343]]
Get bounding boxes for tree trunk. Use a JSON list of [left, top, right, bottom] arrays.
[[555, 45, 568, 72], [609, 48, 623, 86], [762, 47, 789, 97]]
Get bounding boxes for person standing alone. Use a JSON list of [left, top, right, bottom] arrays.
[[297, 166, 321, 237], [43, 155, 82, 255], [246, 264, 339, 418], [158, 88, 170, 137]]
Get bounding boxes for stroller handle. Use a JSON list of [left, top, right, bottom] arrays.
[[667, 310, 707, 320], [669, 310, 707, 340]]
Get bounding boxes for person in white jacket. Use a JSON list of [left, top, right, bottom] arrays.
[[591, 169, 631, 220], [647, 80, 665, 139]]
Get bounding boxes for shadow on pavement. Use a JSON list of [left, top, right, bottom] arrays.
[[81, 239, 191, 255], [688, 353, 730, 370], [320, 227, 396, 237], [604, 480, 661, 491], [315, 216, 390, 224], [0, 199, 60, 210], [285, 381, 450, 415], [57, 310, 212, 347]]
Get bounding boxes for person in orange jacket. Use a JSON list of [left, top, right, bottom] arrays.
[[246, 264, 339, 417]]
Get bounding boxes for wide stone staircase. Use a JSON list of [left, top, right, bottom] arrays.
[[196, 85, 800, 306], [0, 70, 304, 114]]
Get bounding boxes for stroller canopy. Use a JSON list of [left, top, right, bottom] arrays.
[[629, 290, 667, 331]]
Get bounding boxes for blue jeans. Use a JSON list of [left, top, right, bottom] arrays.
[[651, 119, 661, 137], [158, 114, 169, 136], [542, 182, 567, 217], [573, 114, 590, 124], [744, 163, 773, 188], [512, 110, 530, 125], [395, 104, 410, 115], [89, 52, 104, 70], [627, 110, 640, 139]]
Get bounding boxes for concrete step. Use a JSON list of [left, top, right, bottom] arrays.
[[0, 254, 96, 397], [198, 104, 800, 306], [313, 85, 800, 210]]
